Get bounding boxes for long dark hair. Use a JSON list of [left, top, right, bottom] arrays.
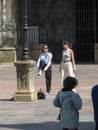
[[62, 41, 72, 49]]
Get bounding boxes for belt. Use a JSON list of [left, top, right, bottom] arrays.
[[63, 60, 70, 63]]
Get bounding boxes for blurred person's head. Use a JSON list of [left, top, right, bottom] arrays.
[[62, 41, 72, 49], [62, 76, 78, 91], [42, 44, 49, 53]]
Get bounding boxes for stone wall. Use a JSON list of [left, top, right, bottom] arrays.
[[0, 47, 16, 63], [0, 0, 17, 63]]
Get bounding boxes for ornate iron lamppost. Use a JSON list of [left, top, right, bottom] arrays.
[[21, 0, 31, 60], [14, 0, 37, 101]]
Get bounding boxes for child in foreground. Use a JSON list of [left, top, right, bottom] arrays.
[[53, 76, 82, 130]]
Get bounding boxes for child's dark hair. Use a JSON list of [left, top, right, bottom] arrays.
[[62, 76, 78, 91]]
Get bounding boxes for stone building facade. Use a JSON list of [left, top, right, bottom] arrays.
[[0, 0, 98, 63], [0, 0, 17, 63]]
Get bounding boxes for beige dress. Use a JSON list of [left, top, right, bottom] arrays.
[[61, 48, 75, 87]]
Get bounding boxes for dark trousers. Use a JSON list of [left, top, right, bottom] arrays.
[[62, 128, 78, 130], [95, 122, 98, 130], [39, 60, 52, 93]]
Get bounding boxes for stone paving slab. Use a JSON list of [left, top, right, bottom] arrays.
[[0, 64, 98, 130]]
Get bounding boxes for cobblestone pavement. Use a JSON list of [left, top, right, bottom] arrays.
[[0, 64, 98, 130]]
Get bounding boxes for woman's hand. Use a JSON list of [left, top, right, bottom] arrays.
[[73, 65, 77, 72]]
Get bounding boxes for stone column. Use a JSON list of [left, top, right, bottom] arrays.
[[14, 60, 37, 101], [0, 0, 17, 63]]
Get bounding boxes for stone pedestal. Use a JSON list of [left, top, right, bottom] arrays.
[[14, 60, 37, 101], [0, 47, 16, 63]]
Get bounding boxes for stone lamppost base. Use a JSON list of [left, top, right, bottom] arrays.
[[14, 91, 37, 102], [14, 60, 37, 101]]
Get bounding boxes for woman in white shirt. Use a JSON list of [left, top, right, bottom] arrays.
[[37, 44, 53, 96], [59, 41, 76, 88]]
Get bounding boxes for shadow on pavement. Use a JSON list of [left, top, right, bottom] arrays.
[[0, 122, 60, 130], [0, 121, 95, 130], [79, 122, 95, 130], [0, 99, 13, 101]]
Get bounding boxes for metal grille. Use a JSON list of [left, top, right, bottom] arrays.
[[75, 0, 96, 63], [17, 0, 98, 63]]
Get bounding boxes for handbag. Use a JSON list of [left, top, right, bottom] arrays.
[[37, 89, 45, 99]]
